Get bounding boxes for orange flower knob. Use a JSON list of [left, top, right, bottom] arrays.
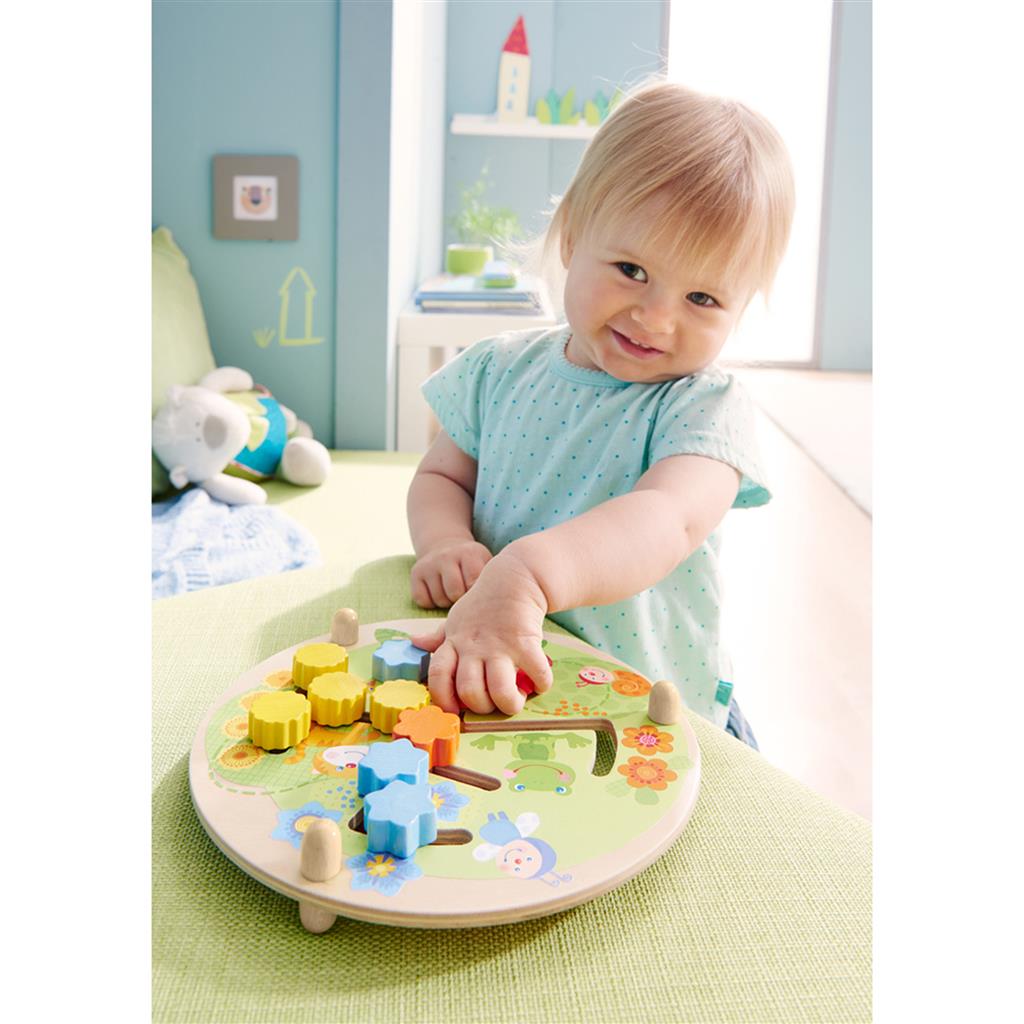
[[393, 704, 462, 768]]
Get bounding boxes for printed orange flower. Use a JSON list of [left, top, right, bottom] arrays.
[[223, 714, 250, 739], [217, 742, 265, 771], [618, 756, 677, 790], [612, 671, 652, 697], [263, 670, 294, 689], [622, 725, 674, 755]]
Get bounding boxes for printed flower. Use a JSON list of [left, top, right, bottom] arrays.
[[271, 801, 342, 849], [222, 714, 250, 739], [430, 781, 470, 822], [622, 725, 674, 755], [347, 851, 422, 897], [217, 742, 265, 771], [263, 670, 294, 689], [611, 671, 652, 697], [617, 756, 677, 791]]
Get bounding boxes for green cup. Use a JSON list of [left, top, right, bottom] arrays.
[[445, 244, 493, 275]]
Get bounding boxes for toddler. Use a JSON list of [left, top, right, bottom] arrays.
[[406, 81, 794, 743]]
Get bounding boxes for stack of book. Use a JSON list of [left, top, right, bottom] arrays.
[[414, 270, 544, 314]]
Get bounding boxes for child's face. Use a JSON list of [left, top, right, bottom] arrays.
[[561, 200, 755, 383]]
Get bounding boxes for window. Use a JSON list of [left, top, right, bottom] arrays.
[[667, 0, 834, 364]]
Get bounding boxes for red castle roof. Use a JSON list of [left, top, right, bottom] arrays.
[[502, 16, 529, 56]]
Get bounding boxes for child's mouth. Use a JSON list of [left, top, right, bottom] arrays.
[[611, 328, 662, 359]]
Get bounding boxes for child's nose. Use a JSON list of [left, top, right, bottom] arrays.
[[631, 296, 676, 335]]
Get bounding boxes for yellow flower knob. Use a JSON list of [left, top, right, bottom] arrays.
[[308, 672, 368, 727], [369, 680, 430, 733], [292, 642, 349, 691], [248, 691, 312, 751]]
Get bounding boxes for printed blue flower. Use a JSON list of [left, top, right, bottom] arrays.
[[347, 851, 422, 897], [270, 801, 342, 849], [430, 781, 470, 822]]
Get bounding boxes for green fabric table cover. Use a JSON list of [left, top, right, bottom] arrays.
[[153, 452, 871, 1023]]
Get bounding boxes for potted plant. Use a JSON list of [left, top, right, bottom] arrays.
[[446, 164, 522, 275]]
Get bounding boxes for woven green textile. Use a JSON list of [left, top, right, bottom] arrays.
[[153, 453, 871, 1023]]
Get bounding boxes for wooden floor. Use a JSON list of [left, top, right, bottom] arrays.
[[718, 400, 872, 820]]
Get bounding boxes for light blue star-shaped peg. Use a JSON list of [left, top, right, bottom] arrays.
[[372, 638, 430, 682], [357, 737, 428, 797], [363, 780, 438, 858]]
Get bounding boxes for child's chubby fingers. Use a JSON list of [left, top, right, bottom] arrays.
[[455, 656, 495, 715], [410, 566, 447, 609], [409, 565, 433, 608], [518, 643, 554, 694], [460, 547, 492, 589], [439, 562, 469, 606], [424, 640, 459, 713], [408, 621, 446, 652], [485, 658, 526, 716]]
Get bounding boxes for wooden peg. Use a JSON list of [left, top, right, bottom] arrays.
[[299, 900, 338, 934], [647, 680, 684, 725], [299, 818, 342, 881], [330, 608, 360, 647]]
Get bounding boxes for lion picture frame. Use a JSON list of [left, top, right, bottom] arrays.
[[213, 154, 299, 241]]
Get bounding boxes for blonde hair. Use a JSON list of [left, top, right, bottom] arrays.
[[535, 79, 795, 304]]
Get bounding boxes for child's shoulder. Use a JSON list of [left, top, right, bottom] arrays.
[[464, 324, 567, 378], [651, 364, 756, 422], [486, 323, 566, 358], [659, 363, 736, 399]]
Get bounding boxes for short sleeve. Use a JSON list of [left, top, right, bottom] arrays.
[[420, 338, 498, 460], [647, 372, 771, 508]]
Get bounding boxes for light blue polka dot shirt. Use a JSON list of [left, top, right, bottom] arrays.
[[421, 324, 771, 728]]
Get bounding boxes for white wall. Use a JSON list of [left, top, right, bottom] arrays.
[[389, 0, 448, 447], [816, 0, 872, 371]]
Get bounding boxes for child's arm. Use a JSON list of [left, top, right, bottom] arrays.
[[407, 431, 494, 609], [410, 454, 740, 715]]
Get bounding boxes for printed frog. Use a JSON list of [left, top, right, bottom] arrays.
[[470, 732, 591, 795]]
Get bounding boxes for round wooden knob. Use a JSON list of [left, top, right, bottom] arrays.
[[647, 680, 684, 725], [299, 818, 342, 882], [330, 608, 360, 647]]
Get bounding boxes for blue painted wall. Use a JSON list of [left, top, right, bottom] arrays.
[[153, 0, 338, 444], [443, 0, 665, 250], [153, 0, 667, 449]]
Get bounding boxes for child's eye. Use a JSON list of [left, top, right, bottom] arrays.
[[615, 262, 648, 283], [687, 292, 719, 308]]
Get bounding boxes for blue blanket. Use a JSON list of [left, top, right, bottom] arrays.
[[152, 488, 320, 598]]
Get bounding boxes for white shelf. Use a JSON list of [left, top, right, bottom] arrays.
[[396, 286, 559, 452], [450, 113, 597, 140], [397, 283, 557, 349]]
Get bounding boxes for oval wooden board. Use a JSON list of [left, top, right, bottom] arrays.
[[189, 619, 700, 928]]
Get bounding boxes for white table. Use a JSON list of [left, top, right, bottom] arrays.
[[395, 289, 557, 451]]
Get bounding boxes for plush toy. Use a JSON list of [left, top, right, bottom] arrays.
[[152, 367, 331, 505]]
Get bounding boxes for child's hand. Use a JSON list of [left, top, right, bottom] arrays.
[[409, 552, 553, 716], [410, 539, 494, 609]]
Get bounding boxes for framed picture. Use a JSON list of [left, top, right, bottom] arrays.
[[213, 155, 299, 240]]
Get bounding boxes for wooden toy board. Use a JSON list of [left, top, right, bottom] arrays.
[[189, 619, 700, 928]]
